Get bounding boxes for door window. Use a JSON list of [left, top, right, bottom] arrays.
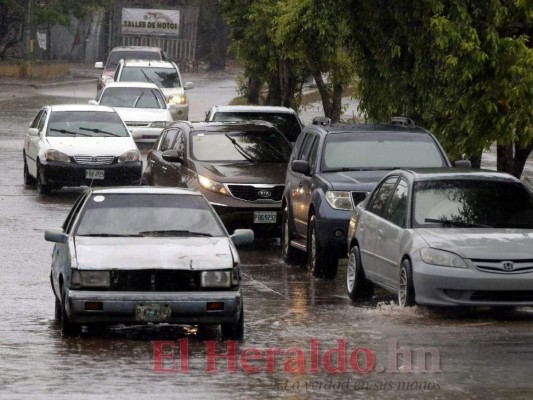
[[384, 179, 409, 227], [367, 176, 399, 217], [160, 129, 178, 151]]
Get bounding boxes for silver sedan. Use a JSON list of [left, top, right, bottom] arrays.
[[346, 169, 533, 307]]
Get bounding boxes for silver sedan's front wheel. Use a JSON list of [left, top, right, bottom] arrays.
[[398, 259, 415, 307]]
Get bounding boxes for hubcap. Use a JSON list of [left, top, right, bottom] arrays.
[[347, 252, 356, 292], [398, 267, 407, 306], [310, 227, 316, 271], [282, 215, 289, 255]]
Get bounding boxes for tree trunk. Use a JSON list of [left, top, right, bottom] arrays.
[[512, 142, 533, 179], [246, 75, 262, 104], [330, 82, 343, 122], [468, 152, 483, 169], [279, 59, 298, 109], [306, 56, 332, 118], [497, 142, 514, 173], [266, 62, 282, 106]]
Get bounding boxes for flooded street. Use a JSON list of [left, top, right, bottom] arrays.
[[1, 75, 533, 399]]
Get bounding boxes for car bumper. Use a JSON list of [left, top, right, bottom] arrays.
[[213, 203, 282, 236], [316, 213, 351, 258], [65, 288, 242, 325], [41, 161, 142, 188], [169, 104, 189, 120], [413, 262, 533, 306], [130, 127, 165, 143]]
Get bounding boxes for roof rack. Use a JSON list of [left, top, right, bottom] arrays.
[[312, 116, 331, 126], [390, 116, 415, 128]]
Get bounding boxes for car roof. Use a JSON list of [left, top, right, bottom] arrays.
[[395, 168, 520, 183], [175, 120, 281, 133], [307, 122, 431, 135], [210, 105, 297, 114], [47, 104, 117, 113], [120, 60, 176, 68], [102, 82, 162, 90], [86, 186, 204, 196], [110, 46, 163, 53]]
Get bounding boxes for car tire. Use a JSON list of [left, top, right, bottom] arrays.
[[398, 259, 416, 307], [307, 215, 338, 279], [36, 163, 51, 195], [346, 245, 374, 301], [23, 154, 35, 186], [281, 207, 304, 265], [61, 288, 81, 336], [54, 297, 62, 321], [221, 305, 244, 341]]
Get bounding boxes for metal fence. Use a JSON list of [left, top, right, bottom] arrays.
[[120, 35, 196, 62]]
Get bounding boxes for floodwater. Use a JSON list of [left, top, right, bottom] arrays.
[[0, 74, 533, 399]]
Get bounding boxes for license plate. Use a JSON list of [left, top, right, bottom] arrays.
[[85, 169, 104, 180], [253, 211, 277, 224], [135, 304, 171, 322]]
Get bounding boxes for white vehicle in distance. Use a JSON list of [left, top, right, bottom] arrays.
[[23, 104, 142, 194], [113, 59, 193, 120], [90, 82, 174, 144]]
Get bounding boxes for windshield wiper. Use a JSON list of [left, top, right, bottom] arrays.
[[79, 127, 120, 137], [424, 218, 492, 228], [253, 136, 289, 161], [224, 133, 256, 163], [49, 128, 91, 137], [133, 91, 145, 108], [138, 230, 213, 237], [325, 167, 375, 172], [77, 233, 144, 237], [140, 68, 155, 84]]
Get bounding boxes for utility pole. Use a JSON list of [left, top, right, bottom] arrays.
[[24, 0, 33, 60]]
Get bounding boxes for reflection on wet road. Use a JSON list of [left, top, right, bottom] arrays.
[[1, 80, 533, 399]]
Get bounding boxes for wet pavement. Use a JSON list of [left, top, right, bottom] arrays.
[[1, 72, 533, 399]]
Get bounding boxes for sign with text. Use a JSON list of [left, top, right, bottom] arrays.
[[122, 8, 180, 36]]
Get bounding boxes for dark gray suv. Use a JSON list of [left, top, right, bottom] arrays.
[[281, 117, 462, 279]]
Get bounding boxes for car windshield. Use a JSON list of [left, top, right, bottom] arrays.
[[46, 111, 130, 137], [75, 194, 226, 237], [212, 112, 302, 142], [321, 131, 447, 171], [106, 51, 161, 70], [413, 179, 533, 229], [120, 66, 181, 88], [99, 87, 166, 109], [190, 130, 292, 163]]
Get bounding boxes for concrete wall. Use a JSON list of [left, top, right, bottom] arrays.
[[0, 62, 69, 79]]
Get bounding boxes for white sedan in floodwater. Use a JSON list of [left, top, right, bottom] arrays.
[[91, 82, 174, 143], [346, 169, 533, 307]]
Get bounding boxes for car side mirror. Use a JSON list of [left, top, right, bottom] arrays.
[[292, 159, 310, 175], [94, 61, 104, 69], [183, 82, 194, 90], [44, 228, 67, 244], [162, 149, 184, 163], [454, 160, 471, 168], [231, 229, 254, 246], [88, 100, 98, 105], [28, 128, 39, 136]]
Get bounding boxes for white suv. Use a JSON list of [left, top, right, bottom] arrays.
[[113, 59, 194, 120], [23, 105, 142, 194]]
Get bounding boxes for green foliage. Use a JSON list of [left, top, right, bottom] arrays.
[[33, 0, 110, 28]]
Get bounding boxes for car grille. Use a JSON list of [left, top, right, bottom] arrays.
[[470, 291, 533, 302], [74, 155, 115, 165], [110, 270, 200, 292], [227, 184, 284, 202], [125, 121, 151, 127], [471, 259, 533, 274], [351, 191, 368, 206]]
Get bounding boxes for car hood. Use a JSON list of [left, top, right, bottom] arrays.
[[321, 170, 391, 192], [74, 236, 235, 270], [114, 107, 172, 123], [45, 136, 136, 156], [416, 229, 533, 259], [196, 162, 287, 184]]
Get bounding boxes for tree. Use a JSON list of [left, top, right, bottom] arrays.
[[0, 0, 25, 57], [341, 0, 532, 177]]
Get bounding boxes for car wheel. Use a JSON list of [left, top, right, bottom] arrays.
[[54, 297, 62, 321], [398, 259, 416, 307], [307, 215, 338, 279], [281, 207, 304, 265], [36, 163, 51, 195], [346, 245, 374, 301], [61, 288, 81, 336], [221, 305, 244, 341], [23, 154, 35, 186]]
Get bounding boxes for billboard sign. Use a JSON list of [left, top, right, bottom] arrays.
[[122, 8, 180, 36]]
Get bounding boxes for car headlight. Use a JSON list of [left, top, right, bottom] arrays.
[[201, 270, 232, 288], [168, 95, 187, 105], [71, 270, 111, 288], [118, 149, 140, 163], [325, 191, 353, 210], [44, 149, 71, 163], [420, 248, 467, 268], [150, 121, 168, 128], [198, 174, 227, 195]]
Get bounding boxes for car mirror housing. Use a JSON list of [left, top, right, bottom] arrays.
[[27, 128, 39, 137], [44, 228, 66, 244], [162, 149, 184, 163], [88, 100, 98, 105], [94, 61, 104, 69], [183, 82, 194, 90], [231, 229, 254, 246], [292, 159, 310, 175]]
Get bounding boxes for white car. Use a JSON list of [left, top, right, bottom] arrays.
[[23, 104, 142, 194], [346, 169, 533, 307], [90, 82, 174, 143], [113, 59, 194, 120]]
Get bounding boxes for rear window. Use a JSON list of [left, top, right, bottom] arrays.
[[322, 131, 447, 171], [120, 66, 181, 88], [99, 87, 166, 109], [106, 50, 162, 70]]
